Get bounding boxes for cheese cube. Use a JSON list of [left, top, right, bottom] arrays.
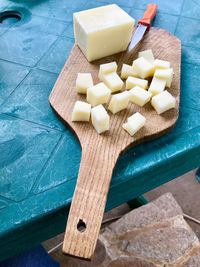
[[154, 59, 170, 69], [101, 72, 124, 93], [154, 68, 173, 88], [129, 86, 152, 107], [148, 77, 166, 96], [99, 61, 117, 80], [76, 73, 93, 94], [151, 90, 176, 115], [126, 76, 148, 90], [121, 64, 139, 79], [74, 4, 135, 62], [138, 49, 154, 64], [108, 91, 129, 114], [132, 63, 139, 77], [123, 112, 146, 136], [71, 101, 91, 122], [87, 82, 111, 106], [91, 105, 110, 134], [133, 57, 154, 78]]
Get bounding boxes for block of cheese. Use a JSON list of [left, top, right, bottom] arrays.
[[133, 57, 154, 78], [151, 90, 176, 114], [154, 68, 174, 88], [129, 86, 152, 107], [148, 77, 166, 96], [121, 64, 139, 79], [138, 49, 154, 64], [74, 4, 135, 62], [126, 76, 148, 90], [99, 61, 117, 80], [154, 59, 170, 69], [123, 112, 146, 136], [101, 72, 124, 93], [76, 73, 93, 94], [91, 104, 110, 134], [87, 82, 111, 106], [71, 101, 91, 122], [108, 91, 129, 114]]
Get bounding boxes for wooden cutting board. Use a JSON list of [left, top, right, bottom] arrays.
[[49, 27, 181, 259]]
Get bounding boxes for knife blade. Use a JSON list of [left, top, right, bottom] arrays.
[[128, 4, 158, 52]]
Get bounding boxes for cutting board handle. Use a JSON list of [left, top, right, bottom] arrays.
[[63, 144, 118, 259]]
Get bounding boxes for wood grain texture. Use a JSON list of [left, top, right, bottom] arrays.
[[49, 27, 181, 259]]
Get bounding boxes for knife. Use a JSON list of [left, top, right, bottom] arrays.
[[128, 4, 158, 51]]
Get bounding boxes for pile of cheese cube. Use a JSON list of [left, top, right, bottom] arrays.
[[72, 49, 176, 136]]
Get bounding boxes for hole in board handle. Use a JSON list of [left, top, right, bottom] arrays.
[[77, 219, 86, 232]]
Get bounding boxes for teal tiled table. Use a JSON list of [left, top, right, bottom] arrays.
[[0, 0, 200, 261]]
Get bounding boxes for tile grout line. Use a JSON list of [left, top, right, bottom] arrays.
[[0, 57, 72, 78], [29, 133, 65, 195], [0, 69, 31, 108], [0, 24, 13, 37], [32, 35, 62, 69], [174, 0, 186, 35], [34, 31, 74, 71], [33, 174, 77, 196], [2, 112, 64, 133], [0, 57, 30, 69], [36, 67, 60, 75], [34, 34, 73, 70]]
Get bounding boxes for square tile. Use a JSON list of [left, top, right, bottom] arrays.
[[181, 0, 200, 19], [0, 26, 58, 67], [0, 114, 61, 202], [153, 12, 179, 34], [38, 37, 74, 74], [1, 69, 65, 130], [0, 60, 29, 105], [176, 17, 200, 48], [34, 132, 81, 194]]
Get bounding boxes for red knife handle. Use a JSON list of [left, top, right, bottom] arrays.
[[138, 4, 158, 28]]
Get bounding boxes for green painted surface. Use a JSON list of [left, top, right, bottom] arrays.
[[0, 0, 200, 261]]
